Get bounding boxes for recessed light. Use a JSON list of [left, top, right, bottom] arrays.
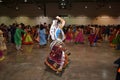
[[0, 0, 3, 2], [62, 6, 65, 8], [38, 7, 41, 10], [109, 5, 111, 8], [16, 6, 19, 10], [24, 0, 27, 2], [85, 6, 87, 8]]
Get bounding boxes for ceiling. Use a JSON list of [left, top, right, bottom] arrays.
[[0, 0, 119, 11], [0, 0, 120, 4]]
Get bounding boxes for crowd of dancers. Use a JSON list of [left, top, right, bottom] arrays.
[[0, 16, 120, 78], [0, 22, 120, 61]]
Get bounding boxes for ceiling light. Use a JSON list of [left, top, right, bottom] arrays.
[[62, 6, 65, 9], [109, 5, 111, 8], [24, 0, 27, 2], [61, 2, 66, 6], [16, 6, 19, 10], [85, 6, 87, 8], [0, 0, 3, 2], [61, 3, 64, 5], [38, 7, 41, 10]]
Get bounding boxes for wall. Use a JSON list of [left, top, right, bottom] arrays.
[[0, 2, 120, 26]]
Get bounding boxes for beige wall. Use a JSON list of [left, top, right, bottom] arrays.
[[0, 16, 52, 26], [0, 2, 120, 26]]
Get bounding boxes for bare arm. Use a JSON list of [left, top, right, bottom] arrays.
[[56, 16, 65, 29], [116, 30, 120, 38]]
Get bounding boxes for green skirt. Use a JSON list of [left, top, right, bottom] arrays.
[[112, 34, 120, 44]]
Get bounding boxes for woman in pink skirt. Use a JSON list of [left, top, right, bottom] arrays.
[[65, 27, 73, 43], [74, 27, 84, 44]]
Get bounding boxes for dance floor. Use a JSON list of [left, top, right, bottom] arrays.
[[0, 41, 120, 80]]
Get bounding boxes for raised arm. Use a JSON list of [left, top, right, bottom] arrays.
[[56, 16, 65, 29], [116, 29, 120, 38]]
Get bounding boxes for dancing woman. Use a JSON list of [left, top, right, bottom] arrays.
[[45, 16, 70, 74], [0, 30, 6, 61], [50, 16, 65, 41], [22, 27, 33, 45], [88, 27, 99, 47], [112, 28, 120, 49], [38, 24, 47, 47], [14, 24, 25, 50], [74, 27, 84, 44], [65, 27, 73, 43]]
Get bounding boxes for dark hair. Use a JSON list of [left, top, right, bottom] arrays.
[[57, 20, 61, 24], [54, 17, 61, 24], [40, 24, 44, 30]]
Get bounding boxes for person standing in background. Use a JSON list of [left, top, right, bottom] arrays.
[[0, 29, 6, 61], [0, 29, 7, 51], [65, 27, 73, 43], [10, 23, 16, 44], [22, 26, 33, 45], [14, 24, 25, 50], [43, 23, 49, 40], [38, 24, 47, 47], [74, 27, 84, 44]]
